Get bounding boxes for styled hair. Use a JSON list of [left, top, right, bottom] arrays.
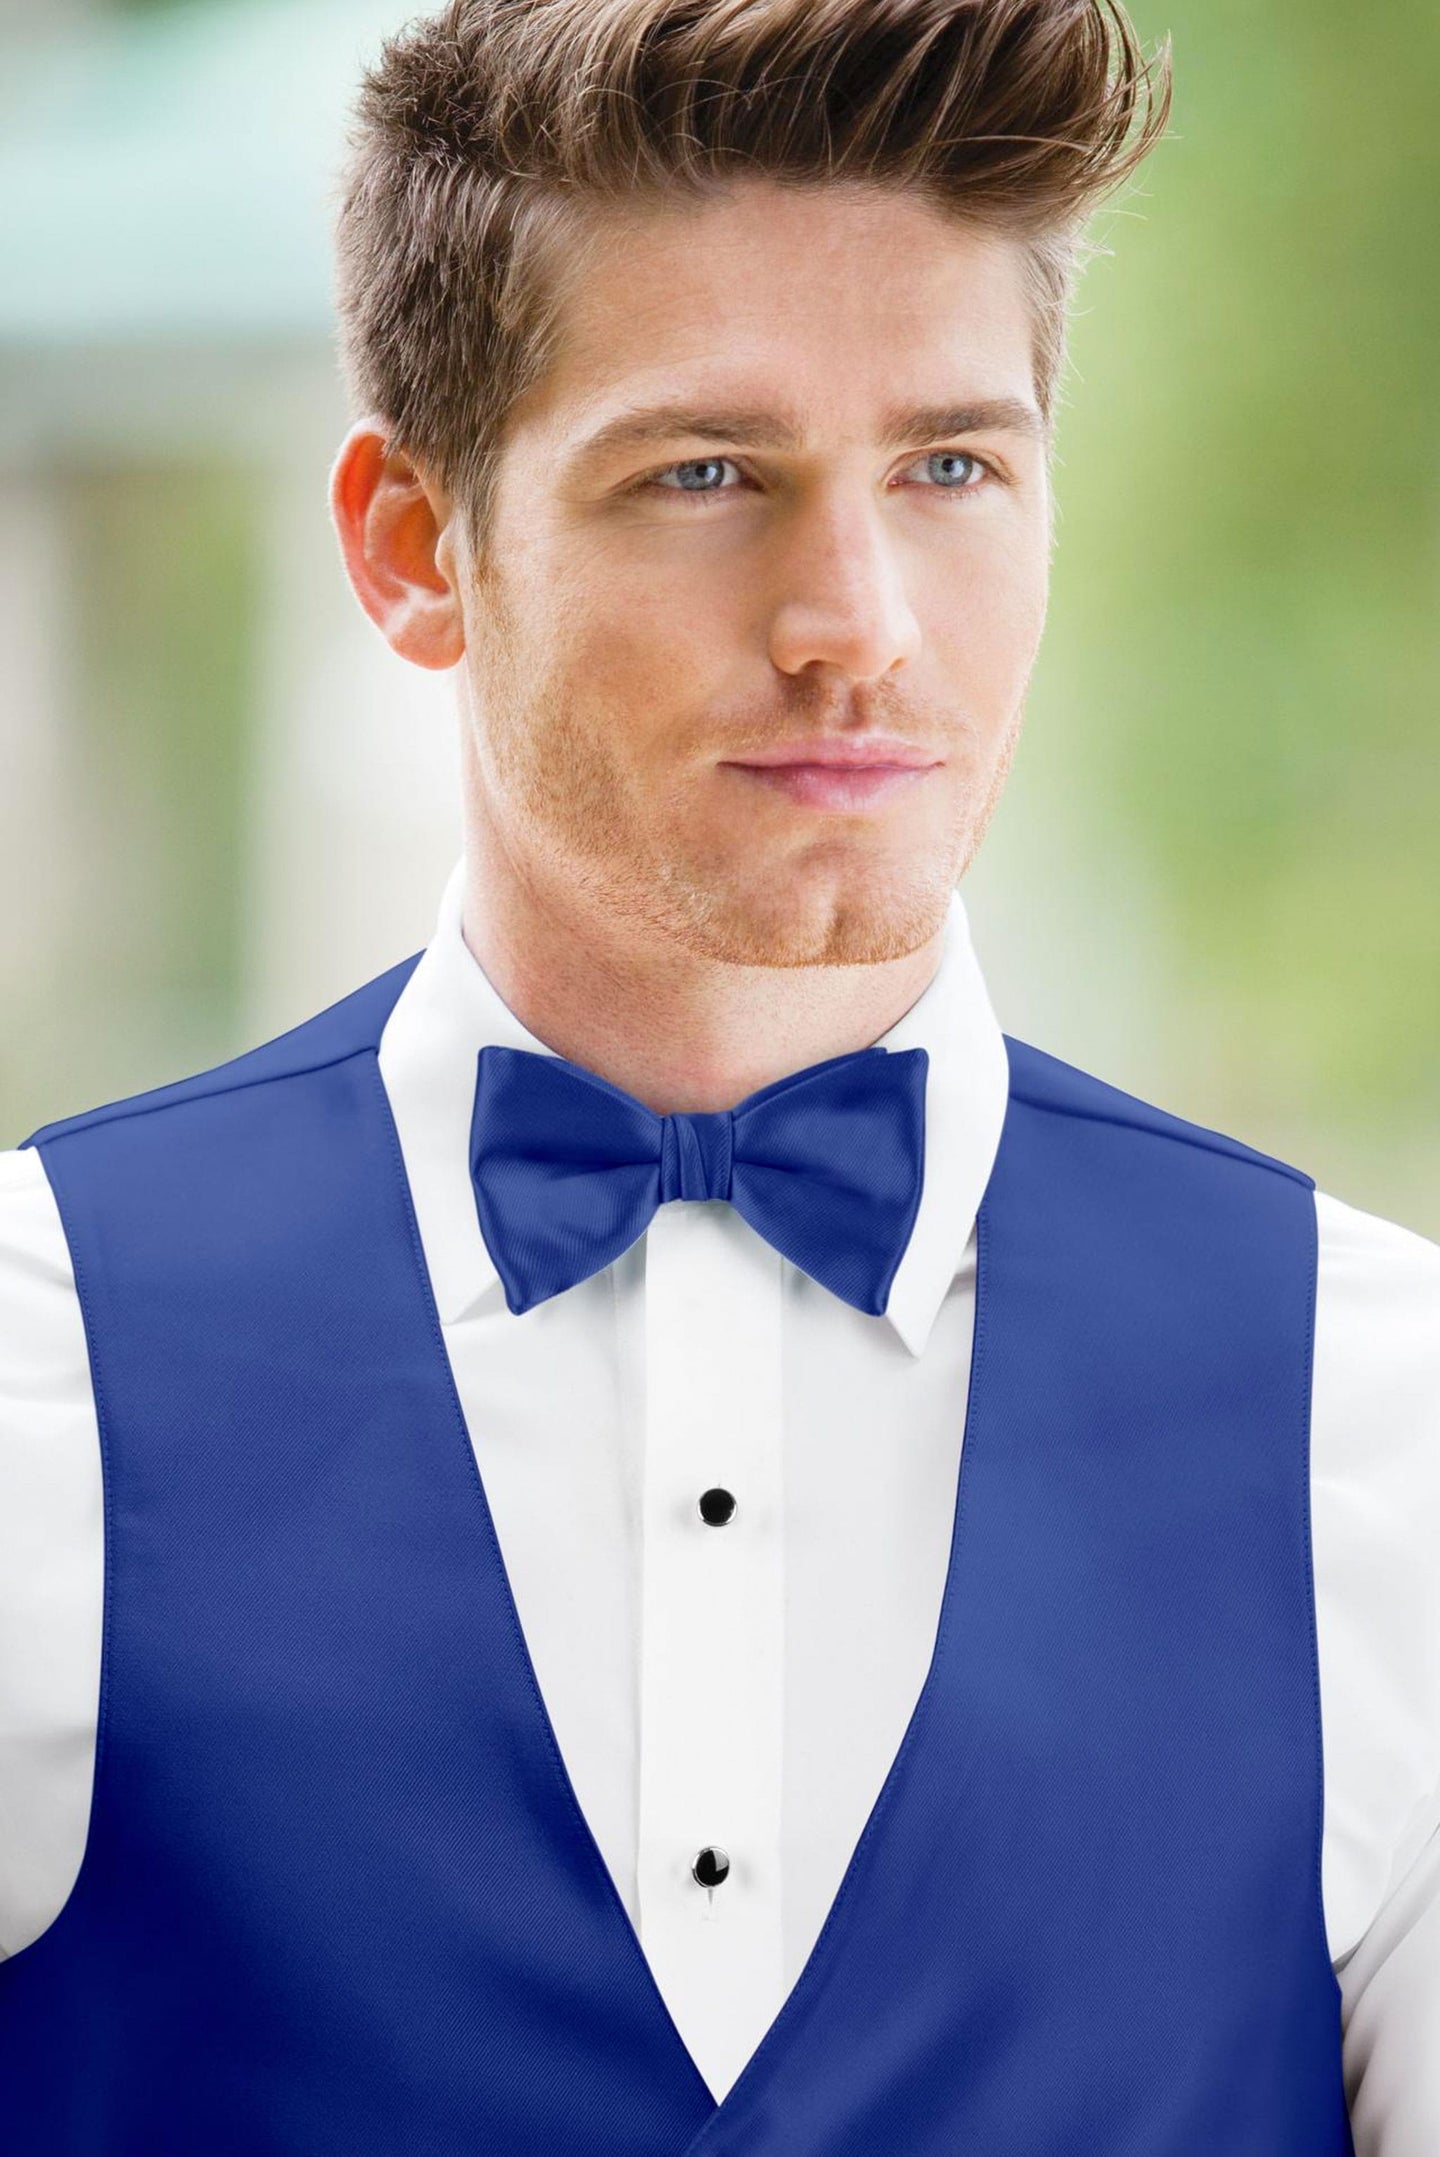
[[332, 0, 1172, 556]]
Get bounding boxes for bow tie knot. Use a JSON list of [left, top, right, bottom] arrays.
[[469, 1040, 929, 1317], [659, 1110, 735, 1204]]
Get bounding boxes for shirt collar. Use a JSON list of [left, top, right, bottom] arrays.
[[377, 854, 1010, 1359]]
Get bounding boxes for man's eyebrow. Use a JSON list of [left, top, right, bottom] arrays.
[[568, 396, 1046, 468]]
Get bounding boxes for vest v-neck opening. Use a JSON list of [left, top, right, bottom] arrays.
[[372, 1047, 990, 2138]]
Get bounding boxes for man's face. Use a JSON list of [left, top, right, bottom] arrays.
[[453, 178, 1052, 968]]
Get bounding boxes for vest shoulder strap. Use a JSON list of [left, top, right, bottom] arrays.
[[1001, 1032, 1314, 1190], [20, 951, 423, 1152]]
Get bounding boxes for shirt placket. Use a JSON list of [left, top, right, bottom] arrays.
[[635, 1197, 787, 2101]]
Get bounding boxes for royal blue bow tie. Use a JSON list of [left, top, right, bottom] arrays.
[[468, 1041, 929, 1317]]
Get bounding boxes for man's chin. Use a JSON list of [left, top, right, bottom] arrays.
[[673, 871, 952, 970]]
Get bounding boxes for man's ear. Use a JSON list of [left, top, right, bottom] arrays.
[[328, 419, 466, 671]]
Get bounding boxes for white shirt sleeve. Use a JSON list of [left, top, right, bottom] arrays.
[[1313, 1188, 1440, 2153], [1343, 1812, 1440, 2156], [0, 1143, 102, 1960]]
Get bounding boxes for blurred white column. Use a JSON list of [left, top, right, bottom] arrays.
[[0, 474, 83, 1132]]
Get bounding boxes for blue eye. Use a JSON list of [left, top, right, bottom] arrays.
[[924, 450, 987, 491], [637, 449, 996, 506], [643, 457, 742, 500]]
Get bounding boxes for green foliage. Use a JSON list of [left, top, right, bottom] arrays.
[[1031, 0, 1440, 1210], [61, 463, 261, 1099]]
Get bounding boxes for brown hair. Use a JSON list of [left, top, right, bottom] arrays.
[[332, 0, 1172, 556]]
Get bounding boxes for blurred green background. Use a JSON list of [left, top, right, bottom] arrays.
[[0, 0, 1436, 1237]]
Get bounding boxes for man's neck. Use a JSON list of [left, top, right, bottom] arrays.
[[458, 859, 946, 1119]]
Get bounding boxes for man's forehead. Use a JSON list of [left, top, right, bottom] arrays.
[[540, 181, 1031, 353], [519, 192, 1039, 454]]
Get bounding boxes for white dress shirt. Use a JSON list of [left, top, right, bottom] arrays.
[[1, 853, 1438, 2143]]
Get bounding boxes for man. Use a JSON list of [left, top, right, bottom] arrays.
[[0, 0, 1435, 2148]]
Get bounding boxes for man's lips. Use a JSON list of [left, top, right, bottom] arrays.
[[721, 759, 940, 809], [724, 737, 942, 770]]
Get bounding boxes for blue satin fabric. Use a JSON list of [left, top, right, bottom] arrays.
[[469, 1040, 929, 1316], [0, 956, 1353, 2153]]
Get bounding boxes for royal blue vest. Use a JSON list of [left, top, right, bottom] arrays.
[[0, 952, 1354, 2153]]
